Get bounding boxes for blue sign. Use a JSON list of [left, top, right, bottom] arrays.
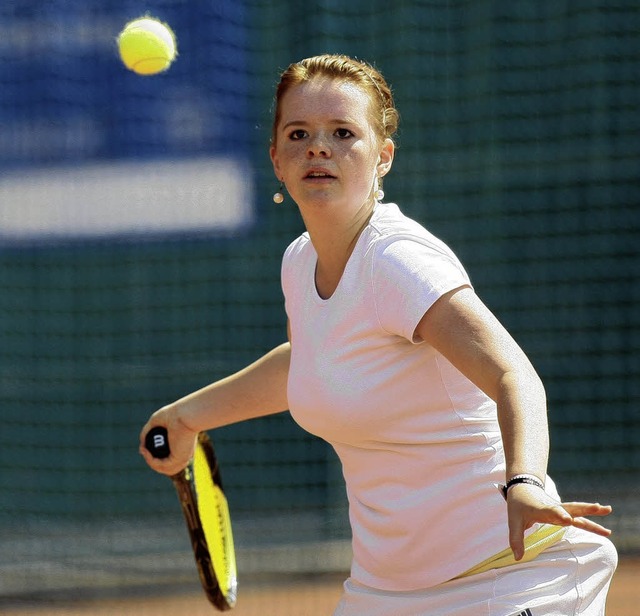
[[0, 1, 254, 242]]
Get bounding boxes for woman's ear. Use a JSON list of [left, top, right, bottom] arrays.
[[269, 144, 280, 178], [377, 138, 395, 178]]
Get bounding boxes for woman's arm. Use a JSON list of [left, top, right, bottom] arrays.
[[139, 341, 291, 476], [416, 286, 549, 481], [415, 286, 611, 559]]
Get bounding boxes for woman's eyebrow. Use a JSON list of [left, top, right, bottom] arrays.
[[282, 118, 355, 130]]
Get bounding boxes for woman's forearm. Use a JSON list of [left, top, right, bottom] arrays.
[[169, 341, 291, 432], [496, 368, 549, 483]]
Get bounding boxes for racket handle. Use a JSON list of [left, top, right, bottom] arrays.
[[145, 426, 171, 459]]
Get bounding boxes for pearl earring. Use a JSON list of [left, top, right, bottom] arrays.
[[273, 181, 284, 204], [373, 176, 384, 202]]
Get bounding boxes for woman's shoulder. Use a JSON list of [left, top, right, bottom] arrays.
[[282, 231, 315, 272], [368, 202, 454, 256], [284, 230, 312, 256]]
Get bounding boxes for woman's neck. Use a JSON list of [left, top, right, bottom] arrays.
[[301, 199, 375, 299]]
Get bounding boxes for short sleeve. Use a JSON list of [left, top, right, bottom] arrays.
[[372, 237, 471, 342]]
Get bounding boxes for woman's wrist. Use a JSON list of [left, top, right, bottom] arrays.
[[500, 473, 545, 500], [168, 402, 204, 435]]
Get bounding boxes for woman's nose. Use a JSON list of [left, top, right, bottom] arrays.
[[307, 134, 330, 157]]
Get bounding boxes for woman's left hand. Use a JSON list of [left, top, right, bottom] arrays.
[[507, 483, 613, 560]]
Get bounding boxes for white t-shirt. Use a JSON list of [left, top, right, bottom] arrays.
[[282, 202, 511, 591]]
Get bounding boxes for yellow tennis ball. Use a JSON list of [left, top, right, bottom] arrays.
[[118, 17, 177, 76]]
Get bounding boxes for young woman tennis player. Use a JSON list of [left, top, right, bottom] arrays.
[[141, 54, 617, 614]]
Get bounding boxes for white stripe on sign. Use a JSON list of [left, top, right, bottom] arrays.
[[0, 157, 253, 241]]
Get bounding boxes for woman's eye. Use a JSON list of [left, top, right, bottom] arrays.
[[335, 128, 354, 139], [289, 129, 307, 140]]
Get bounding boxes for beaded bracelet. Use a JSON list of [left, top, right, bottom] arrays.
[[500, 474, 545, 500]]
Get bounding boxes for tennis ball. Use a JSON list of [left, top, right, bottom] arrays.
[[118, 17, 177, 76]]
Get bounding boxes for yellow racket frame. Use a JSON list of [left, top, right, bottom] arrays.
[[173, 432, 238, 611]]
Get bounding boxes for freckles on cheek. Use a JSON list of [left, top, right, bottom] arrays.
[[285, 143, 306, 163]]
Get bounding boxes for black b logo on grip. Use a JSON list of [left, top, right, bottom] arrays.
[[145, 426, 171, 459]]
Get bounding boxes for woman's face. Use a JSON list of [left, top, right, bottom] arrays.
[[270, 77, 393, 215]]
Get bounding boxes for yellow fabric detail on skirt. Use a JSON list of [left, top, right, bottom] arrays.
[[453, 524, 567, 580]]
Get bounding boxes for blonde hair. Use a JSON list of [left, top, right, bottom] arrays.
[[271, 54, 399, 146]]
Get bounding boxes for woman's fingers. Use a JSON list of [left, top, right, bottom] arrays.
[[561, 502, 612, 517], [507, 490, 614, 559]]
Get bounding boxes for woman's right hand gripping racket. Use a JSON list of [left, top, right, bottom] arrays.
[[145, 426, 238, 611]]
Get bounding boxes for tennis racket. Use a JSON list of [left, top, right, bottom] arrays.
[[145, 426, 238, 611]]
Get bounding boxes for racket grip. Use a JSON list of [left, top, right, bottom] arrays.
[[145, 426, 171, 459]]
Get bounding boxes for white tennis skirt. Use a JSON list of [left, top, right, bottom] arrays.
[[334, 527, 617, 616]]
